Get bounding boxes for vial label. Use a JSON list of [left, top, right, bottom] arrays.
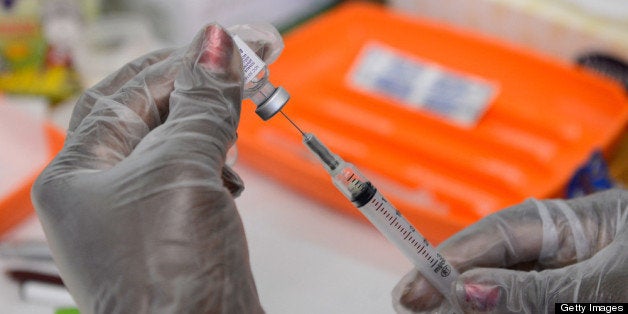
[[348, 42, 498, 127], [233, 35, 266, 84]]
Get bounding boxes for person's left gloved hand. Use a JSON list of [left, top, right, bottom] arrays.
[[31, 24, 282, 313]]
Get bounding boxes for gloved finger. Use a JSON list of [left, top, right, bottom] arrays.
[[223, 164, 244, 197], [126, 24, 243, 190], [452, 239, 627, 314], [162, 23, 242, 149], [122, 24, 245, 196], [63, 55, 183, 169], [393, 267, 447, 313], [394, 200, 546, 311], [64, 25, 235, 171], [69, 48, 176, 132], [228, 23, 284, 65]]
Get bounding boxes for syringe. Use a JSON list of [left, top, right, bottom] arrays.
[[282, 114, 459, 301], [233, 31, 458, 302]]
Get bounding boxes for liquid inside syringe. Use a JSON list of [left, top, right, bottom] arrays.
[[281, 112, 459, 301]]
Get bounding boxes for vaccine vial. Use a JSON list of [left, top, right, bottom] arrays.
[[233, 35, 290, 121]]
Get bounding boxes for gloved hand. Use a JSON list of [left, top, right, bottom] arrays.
[[31, 23, 282, 313], [393, 188, 627, 313]]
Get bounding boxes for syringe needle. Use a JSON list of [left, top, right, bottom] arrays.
[[280, 110, 306, 135]]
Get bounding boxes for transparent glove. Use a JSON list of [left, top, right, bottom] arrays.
[[31, 23, 282, 313], [393, 189, 628, 313]]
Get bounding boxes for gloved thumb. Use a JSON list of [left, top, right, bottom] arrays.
[[451, 255, 624, 313], [167, 23, 243, 131], [451, 267, 536, 313], [133, 24, 245, 195]]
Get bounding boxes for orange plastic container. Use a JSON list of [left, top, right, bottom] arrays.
[[237, 2, 628, 244], [0, 116, 65, 238]]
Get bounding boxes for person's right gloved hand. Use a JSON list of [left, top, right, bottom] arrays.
[[31, 23, 282, 313], [393, 188, 627, 313]]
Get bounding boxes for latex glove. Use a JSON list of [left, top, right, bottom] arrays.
[[393, 188, 628, 313], [31, 23, 282, 313]]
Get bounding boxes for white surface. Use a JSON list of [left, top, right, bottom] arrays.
[[0, 103, 50, 200], [0, 161, 411, 313]]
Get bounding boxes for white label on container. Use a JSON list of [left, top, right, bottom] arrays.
[[349, 42, 497, 126], [233, 35, 266, 83]]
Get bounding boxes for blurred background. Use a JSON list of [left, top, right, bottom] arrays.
[[0, 0, 626, 313]]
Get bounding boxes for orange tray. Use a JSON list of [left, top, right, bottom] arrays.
[[0, 120, 65, 238], [237, 2, 628, 244]]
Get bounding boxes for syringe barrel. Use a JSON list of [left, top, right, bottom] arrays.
[[330, 165, 459, 299], [303, 132, 458, 300], [354, 186, 459, 300]]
